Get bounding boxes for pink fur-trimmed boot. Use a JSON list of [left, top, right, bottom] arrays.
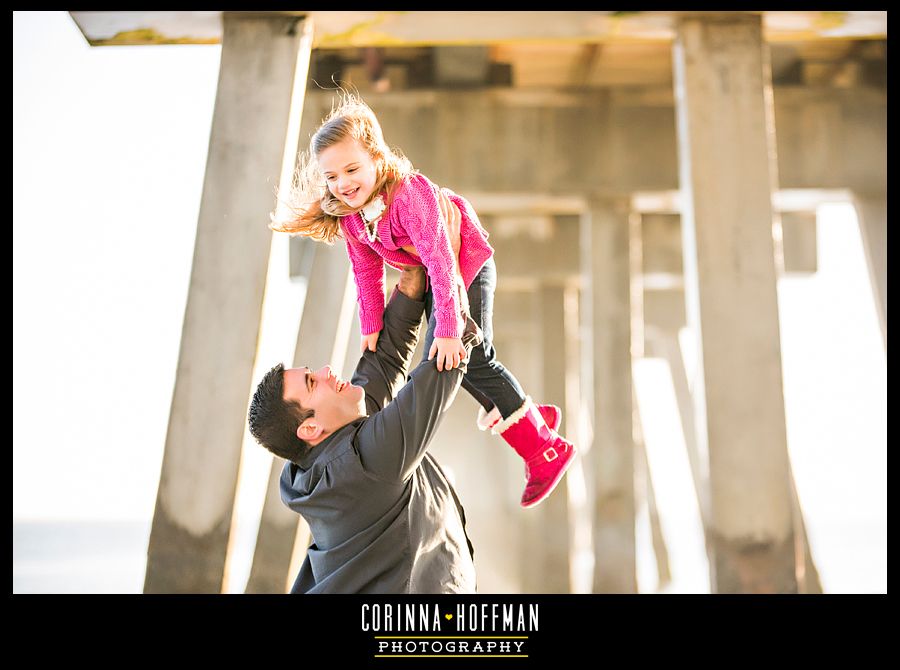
[[477, 398, 575, 508], [477, 403, 561, 433]]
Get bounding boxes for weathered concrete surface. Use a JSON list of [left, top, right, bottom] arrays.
[[581, 198, 637, 593], [710, 532, 798, 593], [294, 83, 884, 204], [852, 194, 887, 347], [672, 13, 797, 593], [519, 285, 573, 593], [69, 11, 887, 47], [144, 13, 313, 593], [780, 211, 818, 274], [644, 325, 822, 594], [245, 463, 299, 593], [633, 386, 672, 590]]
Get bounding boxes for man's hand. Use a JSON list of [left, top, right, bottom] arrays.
[[361, 331, 381, 353], [397, 265, 427, 301], [428, 336, 467, 372], [438, 190, 462, 262], [437, 190, 471, 319]]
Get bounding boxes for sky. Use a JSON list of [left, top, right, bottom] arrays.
[[13, 11, 222, 521], [13, 11, 886, 593]]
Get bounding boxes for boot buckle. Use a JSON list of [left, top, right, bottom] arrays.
[[543, 447, 558, 462]]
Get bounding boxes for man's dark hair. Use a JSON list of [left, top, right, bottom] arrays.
[[248, 363, 314, 464]]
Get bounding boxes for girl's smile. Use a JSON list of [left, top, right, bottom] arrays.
[[342, 186, 361, 202]]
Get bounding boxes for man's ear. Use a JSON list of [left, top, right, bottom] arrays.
[[298, 417, 325, 443]]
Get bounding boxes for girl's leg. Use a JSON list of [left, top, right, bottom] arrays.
[[459, 263, 560, 430], [458, 257, 528, 418], [421, 278, 499, 413], [457, 257, 577, 509], [422, 258, 528, 415]]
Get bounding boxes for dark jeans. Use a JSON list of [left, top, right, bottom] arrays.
[[422, 257, 527, 418]]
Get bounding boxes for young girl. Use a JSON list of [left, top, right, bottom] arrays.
[[270, 94, 575, 508]]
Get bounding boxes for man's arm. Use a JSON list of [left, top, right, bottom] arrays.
[[355, 314, 483, 483], [350, 267, 428, 415]]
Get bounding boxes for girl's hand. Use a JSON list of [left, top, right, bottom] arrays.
[[428, 336, 467, 372], [361, 331, 381, 353]]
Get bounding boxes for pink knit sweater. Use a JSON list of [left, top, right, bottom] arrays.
[[340, 173, 494, 339]]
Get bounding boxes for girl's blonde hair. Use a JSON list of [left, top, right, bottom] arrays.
[[270, 92, 415, 243]]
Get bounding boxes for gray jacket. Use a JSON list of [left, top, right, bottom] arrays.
[[280, 286, 480, 594]]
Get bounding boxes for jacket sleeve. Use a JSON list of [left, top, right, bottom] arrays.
[[350, 285, 425, 415], [343, 221, 387, 336], [398, 175, 463, 339], [355, 315, 482, 483]]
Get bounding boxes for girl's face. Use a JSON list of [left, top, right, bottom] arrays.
[[318, 138, 379, 209]]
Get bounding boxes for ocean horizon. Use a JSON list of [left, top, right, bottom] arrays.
[[13, 517, 885, 594], [13, 519, 151, 594]]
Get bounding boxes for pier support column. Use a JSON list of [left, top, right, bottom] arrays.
[[672, 13, 798, 592], [144, 13, 313, 593], [852, 194, 887, 348], [581, 198, 636, 593]]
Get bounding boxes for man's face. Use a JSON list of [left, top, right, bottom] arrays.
[[318, 138, 379, 209], [282, 365, 366, 445]]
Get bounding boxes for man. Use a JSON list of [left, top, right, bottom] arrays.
[[247, 204, 482, 594]]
